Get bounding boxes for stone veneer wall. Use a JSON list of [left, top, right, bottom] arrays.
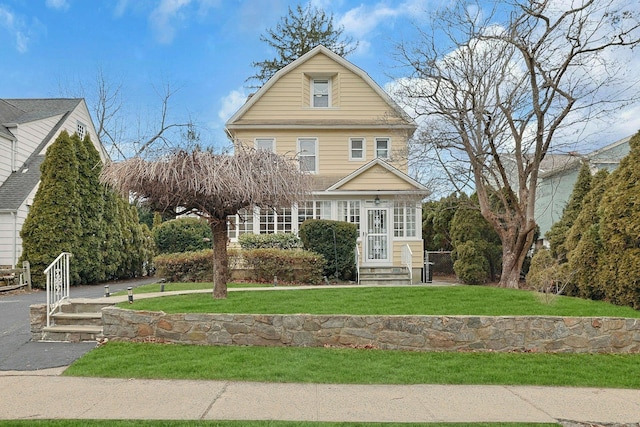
[[102, 307, 640, 353]]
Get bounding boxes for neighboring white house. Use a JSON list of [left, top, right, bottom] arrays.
[[0, 98, 107, 267], [535, 134, 632, 240]]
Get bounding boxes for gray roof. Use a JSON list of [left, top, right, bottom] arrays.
[[0, 155, 45, 211], [0, 98, 79, 210]]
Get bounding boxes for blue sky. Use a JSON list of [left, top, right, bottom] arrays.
[[1, 0, 638, 156], [0, 0, 439, 151]]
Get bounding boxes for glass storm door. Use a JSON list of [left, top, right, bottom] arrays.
[[365, 208, 389, 263]]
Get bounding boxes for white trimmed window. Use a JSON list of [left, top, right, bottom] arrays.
[[255, 138, 275, 152], [375, 137, 390, 159], [298, 137, 318, 173], [77, 122, 86, 140], [312, 78, 330, 107], [338, 200, 361, 232], [227, 208, 254, 239], [394, 202, 417, 238], [349, 138, 365, 161]]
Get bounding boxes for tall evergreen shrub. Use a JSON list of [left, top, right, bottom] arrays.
[[299, 219, 357, 280]]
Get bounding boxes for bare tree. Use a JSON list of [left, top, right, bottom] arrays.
[[393, 0, 640, 288], [59, 67, 193, 160], [101, 146, 310, 299]]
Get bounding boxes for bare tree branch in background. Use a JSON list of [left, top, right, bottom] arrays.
[[58, 68, 194, 160], [392, 0, 640, 288], [101, 146, 310, 299]]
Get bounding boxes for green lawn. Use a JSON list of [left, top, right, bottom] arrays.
[[120, 284, 640, 318], [64, 341, 640, 389], [113, 281, 270, 295]]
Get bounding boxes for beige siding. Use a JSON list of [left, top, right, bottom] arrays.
[[392, 240, 424, 270], [235, 128, 410, 177], [338, 164, 416, 191], [238, 53, 406, 124]]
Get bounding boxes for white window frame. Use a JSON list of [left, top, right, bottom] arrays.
[[375, 137, 390, 159], [255, 138, 275, 152], [297, 137, 318, 173], [393, 202, 417, 238], [77, 121, 86, 140], [349, 137, 365, 161], [311, 78, 330, 108]]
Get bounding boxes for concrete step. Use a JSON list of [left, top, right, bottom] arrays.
[[41, 325, 103, 343], [51, 312, 102, 326], [60, 301, 114, 314], [359, 277, 412, 286]]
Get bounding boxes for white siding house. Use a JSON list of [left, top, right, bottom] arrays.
[[0, 99, 107, 267]]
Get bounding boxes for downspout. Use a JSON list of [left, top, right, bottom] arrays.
[[11, 211, 17, 268]]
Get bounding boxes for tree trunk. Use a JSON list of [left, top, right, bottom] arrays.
[[498, 226, 536, 289], [211, 220, 229, 299]]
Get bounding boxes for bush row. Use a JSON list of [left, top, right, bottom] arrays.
[[154, 248, 325, 285]]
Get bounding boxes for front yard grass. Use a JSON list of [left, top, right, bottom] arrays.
[[64, 340, 640, 389], [119, 285, 640, 318]]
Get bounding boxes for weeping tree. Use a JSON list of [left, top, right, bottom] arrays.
[[101, 147, 309, 299], [393, 0, 640, 288]]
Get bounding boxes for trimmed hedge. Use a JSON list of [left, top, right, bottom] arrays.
[[238, 233, 301, 250], [153, 248, 324, 285], [299, 219, 358, 280], [243, 248, 325, 285], [153, 217, 213, 254]]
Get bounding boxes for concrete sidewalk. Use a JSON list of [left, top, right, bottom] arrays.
[[1, 369, 639, 424]]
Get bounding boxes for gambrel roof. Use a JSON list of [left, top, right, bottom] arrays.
[[226, 45, 415, 130]]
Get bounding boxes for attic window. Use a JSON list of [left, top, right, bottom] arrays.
[[77, 122, 86, 140], [312, 79, 330, 108]]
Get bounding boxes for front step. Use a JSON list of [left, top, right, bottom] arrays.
[[40, 300, 115, 342], [358, 267, 412, 285], [41, 324, 103, 343]]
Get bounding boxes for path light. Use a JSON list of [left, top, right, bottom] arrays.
[[160, 283, 165, 292], [104, 285, 110, 297], [127, 287, 133, 304]]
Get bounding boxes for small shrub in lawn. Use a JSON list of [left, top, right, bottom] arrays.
[[154, 249, 241, 282], [243, 248, 325, 285], [238, 233, 301, 250]]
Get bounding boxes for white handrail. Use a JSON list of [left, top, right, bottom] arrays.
[[45, 252, 72, 327], [354, 244, 361, 285], [401, 244, 413, 283]]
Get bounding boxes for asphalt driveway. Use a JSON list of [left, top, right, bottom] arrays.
[[0, 277, 157, 371]]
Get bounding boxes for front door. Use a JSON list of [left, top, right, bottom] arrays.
[[364, 207, 390, 264]]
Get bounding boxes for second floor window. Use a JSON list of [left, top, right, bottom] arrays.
[[375, 137, 390, 159], [349, 138, 365, 160], [312, 79, 329, 107], [255, 138, 275, 152], [298, 138, 317, 173], [77, 122, 86, 140]]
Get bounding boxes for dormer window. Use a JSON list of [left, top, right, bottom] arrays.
[[312, 78, 330, 108], [77, 122, 86, 140]]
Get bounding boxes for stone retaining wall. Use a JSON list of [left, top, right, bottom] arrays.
[[102, 307, 640, 353]]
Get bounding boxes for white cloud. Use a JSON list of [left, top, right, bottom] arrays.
[[149, 0, 192, 44], [45, 0, 70, 11], [0, 6, 32, 53], [218, 89, 247, 123]]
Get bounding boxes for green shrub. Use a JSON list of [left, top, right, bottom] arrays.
[[238, 233, 301, 250], [298, 219, 358, 280], [154, 249, 240, 282], [243, 248, 325, 285], [453, 241, 488, 285], [153, 217, 213, 254]]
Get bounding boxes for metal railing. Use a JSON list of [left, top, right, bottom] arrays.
[[401, 244, 413, 283], [354, 245, 361, 285], [45, 252, 72, 327]]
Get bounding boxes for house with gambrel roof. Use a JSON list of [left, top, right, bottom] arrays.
[[0, 98, 107, 267], [225, 45, 429, 283]]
